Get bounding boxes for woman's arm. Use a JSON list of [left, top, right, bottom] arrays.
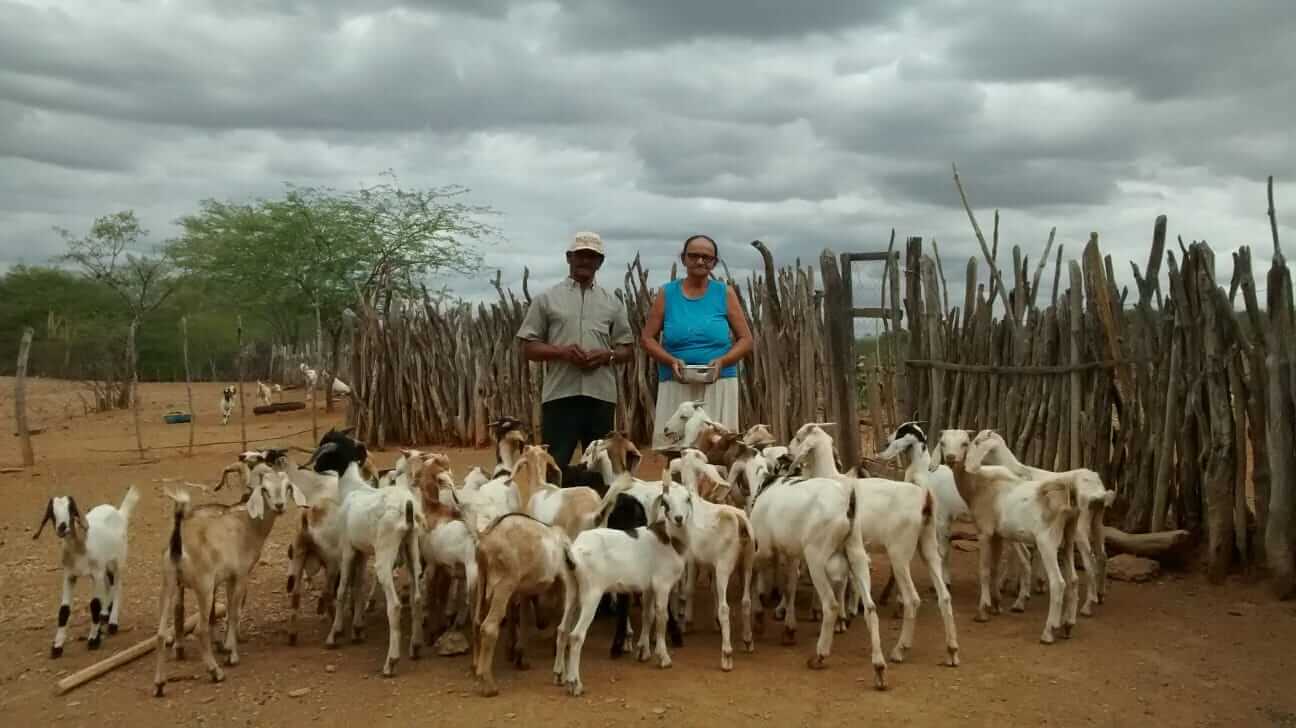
[[714, 285, 754, 368], [640, 289, 685, 377]]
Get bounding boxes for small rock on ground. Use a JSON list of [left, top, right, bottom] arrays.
[[434, 630, 470, 657], [1107, 555, 1160, 583], [287, 688, 311, 698]]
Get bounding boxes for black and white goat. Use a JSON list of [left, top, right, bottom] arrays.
[[220, 385, 236, 425], [36, 486, 140, 657]]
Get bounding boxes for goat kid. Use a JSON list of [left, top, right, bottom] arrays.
[[36, 486, 140, 656], [555, 476, 690, 696], [153, 467, 303, 695]]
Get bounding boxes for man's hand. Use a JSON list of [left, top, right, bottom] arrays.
[[561, 345, 588, 365], [578, 348, 614, 369]]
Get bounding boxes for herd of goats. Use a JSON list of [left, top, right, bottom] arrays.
[[34, 398, 1114, 699]]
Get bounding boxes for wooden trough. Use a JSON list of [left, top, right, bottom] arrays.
[[253, 401, 306, 416]]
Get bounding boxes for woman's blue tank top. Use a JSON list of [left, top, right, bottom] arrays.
[[658, 279, 737, 381]]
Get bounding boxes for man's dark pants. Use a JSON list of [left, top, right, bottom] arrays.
[[541, 395, 615, 476]]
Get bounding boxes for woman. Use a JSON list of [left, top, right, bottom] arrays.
[[641, 234, 754, 448]]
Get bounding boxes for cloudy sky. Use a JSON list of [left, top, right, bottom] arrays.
[[2, 0, 1293, 312]]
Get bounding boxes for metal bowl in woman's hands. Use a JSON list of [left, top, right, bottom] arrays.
[[679, 364, 717, 384]]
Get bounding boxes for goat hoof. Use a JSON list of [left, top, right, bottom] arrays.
[[410, 646, 422, 661], [209, 667, 225, 684], [636, 648, 651, 663], [1061, 624, 1074, 639], [743, 639, 754, 653], [174, 646, 186, 660], [1040, 631, 1056, 645], [565, 681, 583, 697], [658, 657, 672, 669], [1011, 603, 1027, 613], [88, 637, 101, 651], [873, 664, 888, 691], [721, 650, 733, 672], [225, 654, 239, 667], [153, 683, 165, 698], [806, 654, 826, 670], [288, 633, 298, 646], [108, 623, 119, 635], [50, 645, 63, 658], [889, 647, 907, 664], [479, 683, 499, 698], [945, 648, 960, 667], [1080, 604, 1094, 618], [974, 612, 990, 623], [514, 657, 531, 671], [781, 627, 796, 646], [773, 607, 786, 621]]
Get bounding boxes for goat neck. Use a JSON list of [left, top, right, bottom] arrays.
[[680, 410, 715, 450], [800, 437, 841, 479]]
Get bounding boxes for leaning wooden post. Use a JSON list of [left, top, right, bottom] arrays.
[[237, 315, 248, 453], [1067, 262, 1084, 470], [821, 250, 860, 470], [14, 327, 35, 467], [180, 317, 195, 457]]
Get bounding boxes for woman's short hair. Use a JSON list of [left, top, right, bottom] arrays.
[[681, 234, 719, 260]]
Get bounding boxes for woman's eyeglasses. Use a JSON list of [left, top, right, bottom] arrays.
[[684, 253, 717, 265]]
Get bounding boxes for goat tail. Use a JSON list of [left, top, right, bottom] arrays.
[[1039, 477, 1078, 521], [118, 484, 141, 523], [921, 489, 934, 523], [166, 491, 190, 563]]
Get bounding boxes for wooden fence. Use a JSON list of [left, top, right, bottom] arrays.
[[893, 203, 1294, 596], [348, 242, 851, 449], [348, 200, 1295, 596]]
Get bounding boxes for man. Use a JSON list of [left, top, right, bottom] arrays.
[[516, 232, 634, 476]]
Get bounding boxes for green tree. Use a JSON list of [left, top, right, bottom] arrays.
[[54, 211, 179, 413], [169, 172, 497, 407]]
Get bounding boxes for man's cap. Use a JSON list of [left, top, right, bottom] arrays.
[[568, 231, 605, 256]]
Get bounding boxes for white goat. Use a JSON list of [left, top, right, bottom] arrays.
[[153, 467, 303, 695], [36, 486, 140, 657], [745, 456, 886, 684], [256, 380, 273, 407], [556, 476, 690, 696], [325, 461, 425, 676], [791, 424, 960, 669], [878, 421, 968, 588], [300, 363, 318, 391], [934, 429, 1081, 643], [219, 385, 236, 425], [968, 429, 1112, 616], [663, 449, 755, 670]]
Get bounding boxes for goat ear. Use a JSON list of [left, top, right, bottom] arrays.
[[68, 497, 88, 531], [33, 500, 53, 540], [246, 487, 266, 520], [546, 457, 563, 486], [626, 447, 642, 475], [288, 483, 307, 508]]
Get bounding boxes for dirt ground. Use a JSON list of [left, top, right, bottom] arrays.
[[1, 378, 1293, 728]]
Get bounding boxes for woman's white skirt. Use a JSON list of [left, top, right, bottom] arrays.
[[652, 377, 740, 449]]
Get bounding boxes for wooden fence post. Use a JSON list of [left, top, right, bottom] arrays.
[[181, 317, 195, 457], [1264, 252, 1296, 598], [313, 304, 322, 443], [920, 255, 944, 439], [237, 315, 248, 453], [14, 327, 35, 467], [1067, 262, 1084, 470], [821, 250, 860, 470], [128, 319, 145, 461]]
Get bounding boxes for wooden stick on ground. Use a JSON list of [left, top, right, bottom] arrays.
[[54, 603, 228, 696], [1103, 527, 1192, 559]]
